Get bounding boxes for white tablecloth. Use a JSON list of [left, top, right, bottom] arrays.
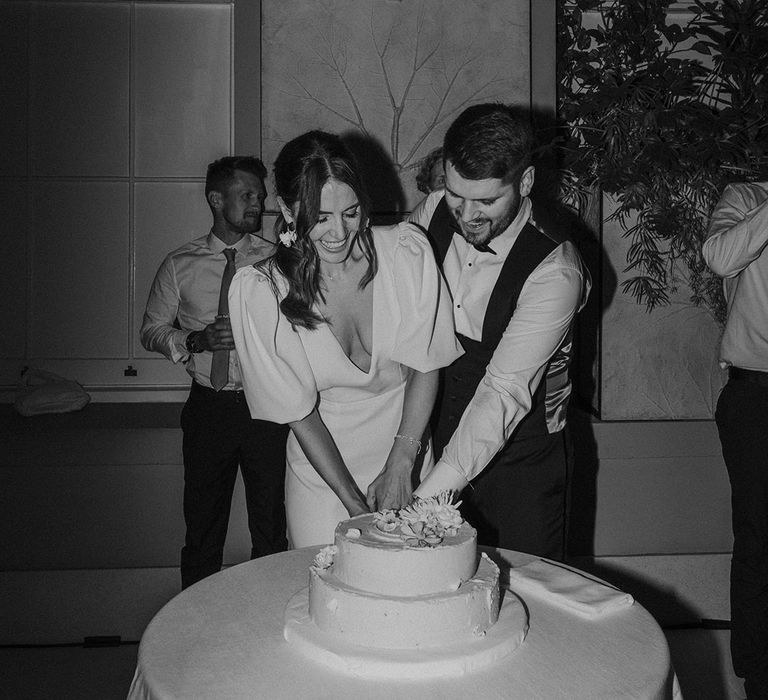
[[128, 548, 682, 700]]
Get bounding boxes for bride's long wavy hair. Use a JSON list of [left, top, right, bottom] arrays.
[[265, 130, 377, 330]]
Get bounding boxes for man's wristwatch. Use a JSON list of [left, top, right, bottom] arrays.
[[185, 331, 205, 354]]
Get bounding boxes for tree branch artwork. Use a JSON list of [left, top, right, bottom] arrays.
[[263, 0, 529, 206]]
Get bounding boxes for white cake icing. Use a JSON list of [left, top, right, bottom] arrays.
[[330, 512, 477, 597], [284, 493, 528, 678], [284, 590, 527, 680], [310, 550, 500, 649]]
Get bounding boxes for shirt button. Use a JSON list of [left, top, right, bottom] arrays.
[[456, 304, 461, 309]]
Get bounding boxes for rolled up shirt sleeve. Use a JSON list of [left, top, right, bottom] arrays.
[[438, 245, 587, 483], [702, 184, 768, 278], [140, 255, 190, 363]]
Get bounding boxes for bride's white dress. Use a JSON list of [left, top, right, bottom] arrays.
[[229, 223, 462, 547]]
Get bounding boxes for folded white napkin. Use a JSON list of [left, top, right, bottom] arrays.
[[507, 559, 634, 617]]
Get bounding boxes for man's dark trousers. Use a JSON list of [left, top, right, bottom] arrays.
[[457, 429, 568, 561], [716, 375, 768, 699], [180, 381, 289, 589]]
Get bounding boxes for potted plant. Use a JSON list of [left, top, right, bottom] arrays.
[[555, 0, 768, 323]]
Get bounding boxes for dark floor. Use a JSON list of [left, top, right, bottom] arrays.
[[0, 643, 139, 700], [665, 628, 744, 699], [0, 629, 745, 699]]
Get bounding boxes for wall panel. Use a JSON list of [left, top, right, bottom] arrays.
[[133, 181, 211, 359], [0, 2, 29, 177], [0, 1, 236, 394], [29, 2, 130, 177], [0, 183, 29, 359], [134, 3, 232, 177], [30, 182, 129, 358]]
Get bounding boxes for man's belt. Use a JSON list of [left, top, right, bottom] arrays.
[[191, 380, 245, 398], [729, 366, 768, 387]]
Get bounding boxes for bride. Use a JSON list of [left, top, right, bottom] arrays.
[[229, 130, 462, 547]]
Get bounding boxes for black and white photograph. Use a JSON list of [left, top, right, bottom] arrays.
[[2, 1, 767, 698]]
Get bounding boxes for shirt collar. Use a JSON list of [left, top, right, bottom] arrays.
[[489, 196, 531, 256], [206, 230, 252, 256]]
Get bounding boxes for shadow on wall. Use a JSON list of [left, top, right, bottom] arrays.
[[342, 130, 406, 226], [528, 94, 622, 556], [571, 556, 733, 700], [566, 406, 599, 557], [530, 162, 618, 560]]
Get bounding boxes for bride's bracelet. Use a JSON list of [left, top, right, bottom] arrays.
[[394, 433, 422, 454]]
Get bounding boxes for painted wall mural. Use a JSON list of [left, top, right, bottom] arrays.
[[262, 0, 530, 213]]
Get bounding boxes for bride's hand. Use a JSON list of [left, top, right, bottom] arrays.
[[346, 496, 371, 517], [366, 455, 414, 512]]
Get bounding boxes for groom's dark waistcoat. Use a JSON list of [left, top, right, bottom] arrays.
[[426, 196, 569, 455]]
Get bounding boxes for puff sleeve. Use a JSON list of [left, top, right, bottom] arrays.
[[388, 223, 463, 372], [229, 266, 318, 424]]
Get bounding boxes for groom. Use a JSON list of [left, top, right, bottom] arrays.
[[411, 103, 590, 561]]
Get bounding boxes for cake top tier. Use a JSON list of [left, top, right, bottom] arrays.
[[340, 492, 468, 549], [335, 512, 475, 552], [322, 494, 478, 597]]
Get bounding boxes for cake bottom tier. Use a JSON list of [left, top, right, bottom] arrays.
[[308, 553, 500, 650], [284, 587, 528, 680]]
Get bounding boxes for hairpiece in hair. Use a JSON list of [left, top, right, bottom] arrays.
[[279, 221, 297, 248]]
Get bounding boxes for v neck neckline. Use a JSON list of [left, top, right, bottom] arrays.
[[319, 272, 376, 376]]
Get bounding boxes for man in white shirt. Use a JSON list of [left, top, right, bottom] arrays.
[[411, 104, 590, 560], [703, 181, 768, 699], [141, 156, 289, 589]]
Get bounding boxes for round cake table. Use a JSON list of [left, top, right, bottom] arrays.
[[128, 548, 682, 700]]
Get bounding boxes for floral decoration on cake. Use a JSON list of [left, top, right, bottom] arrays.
[[311, 545, 337, 571], [373, 491, 463, 548]]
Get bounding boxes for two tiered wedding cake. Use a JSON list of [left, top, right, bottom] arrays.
[[284, 493, 528, 679]]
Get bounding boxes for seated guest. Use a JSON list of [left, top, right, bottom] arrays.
[[229, 130, 462, 547]]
